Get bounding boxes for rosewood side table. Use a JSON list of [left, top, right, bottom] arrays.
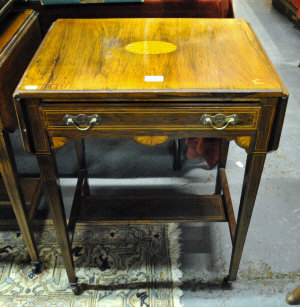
[[14, 18, 288, 294], [0, 9, 43, 273]]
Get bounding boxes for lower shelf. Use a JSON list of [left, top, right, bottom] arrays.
[[76, 194, 227, 223], [0, 177, 40, 206]]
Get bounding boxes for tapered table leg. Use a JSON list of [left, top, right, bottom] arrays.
[[75, 138, 86, 170], [0, 130, 42, 272], [37, 153, 78, 288], [173, 139, 181, 171], [75, 138, 90, 195], [215, 139, 230, 194], [228, 152, 266, 281]]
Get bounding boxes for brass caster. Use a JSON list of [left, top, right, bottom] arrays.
[[31, 261, 45, 274], [221, 275, 233, 290], [71, 284, 81, 295], [223, 275, 230, 284], [286, 285, 300, 305], [70, 279, 82, 295]]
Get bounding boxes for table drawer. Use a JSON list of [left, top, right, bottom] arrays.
[[41, 104, 261, 132]]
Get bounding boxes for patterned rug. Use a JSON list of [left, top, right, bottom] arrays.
[[0, 223, 183, 306]]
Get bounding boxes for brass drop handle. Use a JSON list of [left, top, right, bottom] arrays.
[[63, 114, 101, 131], [200, 113, 239, 130]]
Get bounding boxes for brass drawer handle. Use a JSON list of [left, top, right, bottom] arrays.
[[200, 113, 239, 130], [63, 114, 101, 131]]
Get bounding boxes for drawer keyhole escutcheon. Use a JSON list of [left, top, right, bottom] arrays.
[[63, 114, 101, 131], [200, 113, 239, 130]]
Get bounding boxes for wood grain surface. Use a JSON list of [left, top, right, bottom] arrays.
[[0, 10, 41, 130], [41, 103, 261, 130], [0, 10, 42, 267], [16, 18, 286, 99], [78, 195, 227, 223], [0, 10, 33, 53], [12, 17, 289, 290], [0, 177, 40, 206]]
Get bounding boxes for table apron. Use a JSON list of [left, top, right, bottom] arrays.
[[40, 103, 261, 140], [46, 128, 257, 140]]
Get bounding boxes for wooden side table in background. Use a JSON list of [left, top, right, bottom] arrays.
[[0, 9, 43, 273]]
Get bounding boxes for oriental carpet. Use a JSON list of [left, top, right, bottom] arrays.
[[0, 223, 182, 306]]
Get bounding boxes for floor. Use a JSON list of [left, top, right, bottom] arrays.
[[5, 0, 300, 305]]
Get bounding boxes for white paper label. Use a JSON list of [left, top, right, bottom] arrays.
[[25, 85, 38, 90], [144, 76, 164, 82], [236, 161, 244, 168]]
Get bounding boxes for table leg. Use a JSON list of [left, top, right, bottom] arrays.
[[75, 138, 90, 195], [0, 130, 43, 273], [75, 138, 86, 170], [228, 152, 266, 281], [37, 153, 79, 292], [173, 139, 181, 171], [215, 138, 230, 194]]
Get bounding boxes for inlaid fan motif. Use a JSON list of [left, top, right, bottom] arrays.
[[134, 136, 168, 146]]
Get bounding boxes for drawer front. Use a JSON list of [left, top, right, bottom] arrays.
[[41, 104, 261, 132]]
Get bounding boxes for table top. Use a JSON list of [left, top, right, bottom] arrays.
[[16, 18, 287, 100], [0, 10, 33, 62]]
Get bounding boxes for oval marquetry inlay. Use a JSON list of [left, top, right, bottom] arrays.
[[125, 41, 177, 55], [134, 136, 168, 146]]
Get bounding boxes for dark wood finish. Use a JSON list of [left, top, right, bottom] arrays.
[[268, 96, 288, 151], [220, 168, 236, 244], [254, 100, 277, 152], [16, 19, 285, 100], [13, 97, 33, 153], [0, 10, 32, 52], [0, 129, 39, 262], [74, 138, 90, 195], [228, 153, 266, 281], [41, 104, 261, 131], [215, 138, 230, 194], [0, 0, 16, 23], [0, 177, 40, 206], [14, 18, 288, 290], [0, 9, 42, 271], [28, 178, 43, 224], [247, 23, 288, 151], [27, 101, 50, 153], [173, 139, 181, 171], [0, 9, 41, 131], [36, 153, 77, 283], [75, 138, 86, 169], [77, 194, 226, 223], [67, 168, 86, 243], [273, 0, 300, 26]]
